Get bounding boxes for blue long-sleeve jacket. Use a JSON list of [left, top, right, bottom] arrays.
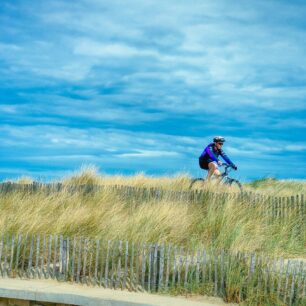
[[200, 143, 234, 165]]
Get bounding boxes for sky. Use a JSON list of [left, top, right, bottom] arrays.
[[0, 0, 306, 182]]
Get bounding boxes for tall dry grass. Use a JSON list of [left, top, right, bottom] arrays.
[[59, 165, 306, 195], [1, 167, 305, 259]]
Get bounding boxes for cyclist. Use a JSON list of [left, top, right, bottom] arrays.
[[199, 136, 237, 181]]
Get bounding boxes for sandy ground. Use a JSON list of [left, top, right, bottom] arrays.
[[0, 278, 238, 306]]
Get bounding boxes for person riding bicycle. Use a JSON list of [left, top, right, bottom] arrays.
[[199, 136, 237, 181]]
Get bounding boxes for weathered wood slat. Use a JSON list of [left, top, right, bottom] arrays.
[[277, 257, 284, 299], [270, 259, 277, 293], [52, 235, 58, 279], [220, 250, 224, 294], [283, 260, 291, 303], [165, 245, 171, 290], [28, 235, 35, 278], [179, 247, 185, 287], [256, 256, 262, 295], [88, 240, 93, 284], [295, 261, 303, 303], [98, 240, 104, 287], [76, 238, 82, 283], [153, 244, 158, 292], [9, 235, 15, 277], [158, 245, 164, 292], [141, 243, 146, 291], [94, 240, 100, 284], [130, 242, 134, 289], [46, 235, 52, 278], [214, 253, 218, 296], [195, 249, 200, 287], [40, 235, 46, 278], [35, 235, 40, 278], [111, 240, 117, 289], [15, 234, 22, 273], [263, 267, 268, 295], [135, 243, 140, 289], [3, 234, 9, 277], [289, 265, 296, 306], [115, 240, 122, 289], [71, 237, 76, 282], [104, 240, 111, 288], [184, 249, 189, 290], [82, 238, 88, 283], [64, 237, 69, 281], [147, 244, 152, 292], [202, 249, 207, 284], [172, 246, 177, 287], [123, 241, 128, 290]]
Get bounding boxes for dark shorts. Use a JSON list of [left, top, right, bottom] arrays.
[[199, 157, 209, 170], [199, 157, 216, 170]]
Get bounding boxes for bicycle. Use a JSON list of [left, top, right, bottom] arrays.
[[189, 163, 243, 193]]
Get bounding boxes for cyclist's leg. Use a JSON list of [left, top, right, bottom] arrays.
[[206, 161, 221, 180]]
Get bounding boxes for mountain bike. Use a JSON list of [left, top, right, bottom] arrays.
[[189, 163, 243, 193]]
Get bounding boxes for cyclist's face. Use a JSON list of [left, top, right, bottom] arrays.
[[216, 142, 223, 149]]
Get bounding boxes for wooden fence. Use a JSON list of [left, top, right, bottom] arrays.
[[0, 232, 305, 305], [0, 182, 305, 221]]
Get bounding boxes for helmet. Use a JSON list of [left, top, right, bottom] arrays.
[[213, 136, 225, 143]]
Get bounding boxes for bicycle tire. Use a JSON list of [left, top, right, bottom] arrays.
[[228, 179, 243, 193], [189, 178, 204, 190]]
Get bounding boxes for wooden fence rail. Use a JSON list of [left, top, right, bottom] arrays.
[[0, 182, 305, 221], [0, 233, 305, 305]]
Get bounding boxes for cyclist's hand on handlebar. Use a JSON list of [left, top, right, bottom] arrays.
[[217, 160, 223, 166], [232, 164, 238, 170]]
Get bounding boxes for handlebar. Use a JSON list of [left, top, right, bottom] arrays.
[[220, 163, 237, 171]]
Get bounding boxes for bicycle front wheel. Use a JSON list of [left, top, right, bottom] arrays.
[[228, 179, 243, 193]]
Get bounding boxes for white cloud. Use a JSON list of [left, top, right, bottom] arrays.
[[117, 150, 180, 158]]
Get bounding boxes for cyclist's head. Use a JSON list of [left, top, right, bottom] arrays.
[[213, 136, 225, 145]]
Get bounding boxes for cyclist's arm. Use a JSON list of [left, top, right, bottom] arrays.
[[220, 150, 234, 165], [204, 145, 219, 163]]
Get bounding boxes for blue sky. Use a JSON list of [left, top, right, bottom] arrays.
[[0, 0, 306, 182]]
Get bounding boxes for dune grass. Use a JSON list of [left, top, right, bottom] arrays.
[[1, 167, 305, 305], [1, 167, 305, 259]]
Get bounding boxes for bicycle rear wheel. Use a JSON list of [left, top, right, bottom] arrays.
[[189, 178, 205, 190]]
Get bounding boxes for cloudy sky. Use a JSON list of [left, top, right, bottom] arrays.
[[1, 0, 306, 181]]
